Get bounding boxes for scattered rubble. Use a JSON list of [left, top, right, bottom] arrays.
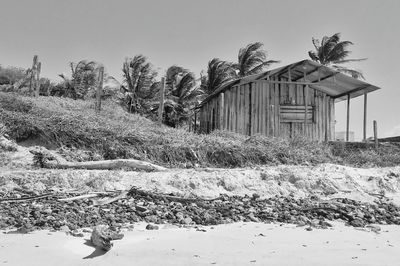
[[1, 187, 399, 233]]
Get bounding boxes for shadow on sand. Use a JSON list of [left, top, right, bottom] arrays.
[[82, 239, 108, 259]]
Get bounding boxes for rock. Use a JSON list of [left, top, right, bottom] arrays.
[[252, 193, 261, 200], [59, 225, 70, 232], [305, 227, 313, 231], [91, 225, 113, 251], [350, 218, 365, 227], [366, 225, 381, 233], [319, 220, 333, 228], [181, 217, 192, 225], [146, 224, 159, 230], [70, 230, 84, 237], [90, 225, 124, 251], [145, 215, 158, 223]]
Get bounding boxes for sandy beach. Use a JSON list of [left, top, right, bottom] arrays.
[[1, 222, 399, 266]]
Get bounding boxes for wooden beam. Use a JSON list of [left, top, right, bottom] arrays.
[[310, 72, 339, 84], [346, 94, 350, 141], [363, 93, 367, 141], [158, 77, 165, 125], [332, 85, 371, 99], [292, 66, 320, 81]]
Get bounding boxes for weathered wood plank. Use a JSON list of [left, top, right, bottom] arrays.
[[260, 82, 266, 135], [265, 82, 270, 136], [256, 82, 261, 133], [275, 78, 280, 137], [251, 83, 257, 135], [244, 84, 250, 135], [218, 93, 224, 130]]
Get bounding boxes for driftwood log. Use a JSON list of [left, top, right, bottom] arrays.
[[44, 158, 167, 172]]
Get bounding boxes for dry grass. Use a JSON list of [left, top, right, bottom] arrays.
[[1, 92, 399, 168]]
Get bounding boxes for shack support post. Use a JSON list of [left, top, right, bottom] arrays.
[[363, 93, 367, 141], [374, 120, 378, 149], [346, 94, 350, 141]]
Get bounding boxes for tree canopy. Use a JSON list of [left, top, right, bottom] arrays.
[[308, 33, 366, 79], [233, 42, 279, 78]]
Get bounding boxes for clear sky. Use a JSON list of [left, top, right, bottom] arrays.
[[1, 0, 399, 139]]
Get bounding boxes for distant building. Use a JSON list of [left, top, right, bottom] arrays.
[[335, 131, 354, 142], [197, 60, 380, 141]]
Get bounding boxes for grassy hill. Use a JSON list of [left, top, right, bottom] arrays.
[[1, 92, 400, 168]]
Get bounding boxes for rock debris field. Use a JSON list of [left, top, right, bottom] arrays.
[[1, 186, 399, 234]]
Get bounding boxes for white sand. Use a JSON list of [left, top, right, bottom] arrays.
[[1, 222, 399, 266]]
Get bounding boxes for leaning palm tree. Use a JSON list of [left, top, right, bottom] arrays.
[[163, 67, 203, 127], [308, 33, 367, 79], [200, 58, 235, 95], [233, 42, 279, 78], [122, 55, 158, 114]]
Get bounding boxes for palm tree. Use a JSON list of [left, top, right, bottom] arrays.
[[234, 42, 279, 78], [200, 58, 235, 95], [163, 66, 203, 127], [70, 60, 101, 97], [55, 60, 101, 99], [308, 33, 366, 79], [122, 55, 158, 113]]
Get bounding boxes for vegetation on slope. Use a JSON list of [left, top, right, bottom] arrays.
[[1, 92, 399, 168]]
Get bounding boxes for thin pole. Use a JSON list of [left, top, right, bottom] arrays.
[[158, 77, 165, 125], [96, 67, 104, 113], [373, 120, 378, 149], [363, 93, 367, 141], [35, 62, 41, 97], [346, 94, 350, 142]]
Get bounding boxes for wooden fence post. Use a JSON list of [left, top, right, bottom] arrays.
[[158, 77, 165, 125], [373, 120, 378, 149], [29, 55, 38, 95], [35, 62, 41, 97], [96, 67, 104, 113]]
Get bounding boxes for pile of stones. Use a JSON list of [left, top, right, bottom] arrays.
[[1, 188, 399, 232]]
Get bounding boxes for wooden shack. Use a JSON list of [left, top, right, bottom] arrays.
[[197, 60, 380, 141]]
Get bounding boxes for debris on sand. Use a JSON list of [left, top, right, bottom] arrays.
[[90, 225, 124, 251], [0, 187, 399, 232]]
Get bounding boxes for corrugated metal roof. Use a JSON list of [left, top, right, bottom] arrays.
[[199, 60, 380, 108]]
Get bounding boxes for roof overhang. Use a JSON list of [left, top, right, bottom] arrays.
[[198, 60, 380, 108]]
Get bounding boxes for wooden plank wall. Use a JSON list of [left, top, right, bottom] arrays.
[[199, 79, 335, 141]]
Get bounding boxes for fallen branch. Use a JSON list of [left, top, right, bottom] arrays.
[[300, 206, 354, 221], [92, 191, 129, 206], [43, 158, 167, 172], [0, 193, 54, 203], [58, 194, 99, 202], [129, 187, 218, 203]]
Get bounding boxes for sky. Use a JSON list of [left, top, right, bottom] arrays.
[[0, 0, 399, 139]]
